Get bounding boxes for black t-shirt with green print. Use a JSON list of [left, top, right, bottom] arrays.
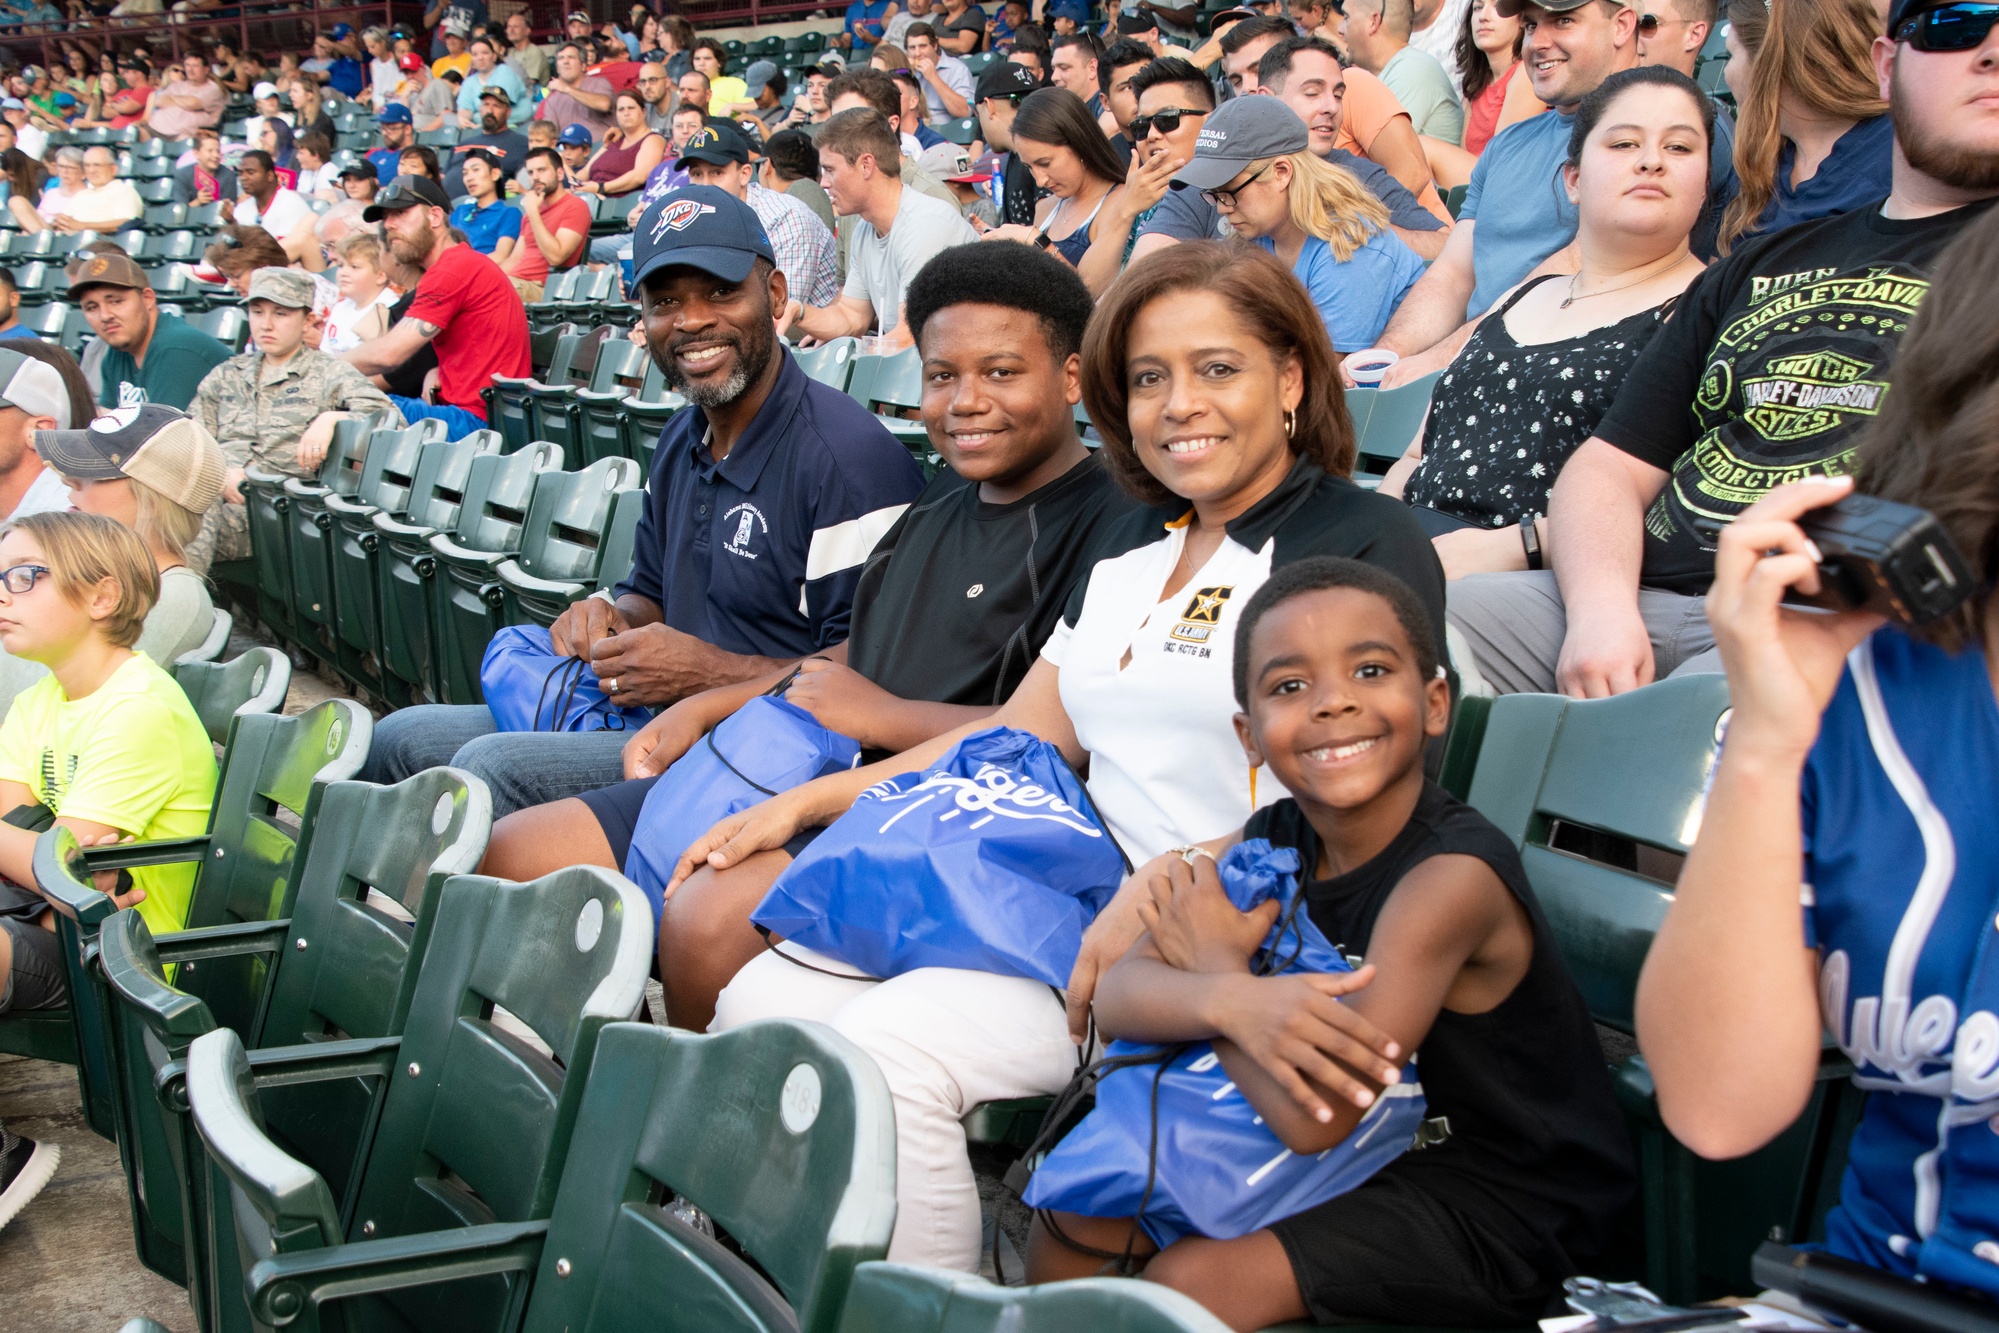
[[1594, 197, 1995, 596]]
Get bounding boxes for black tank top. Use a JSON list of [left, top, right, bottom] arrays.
[[1243, 783, 1635, 1272]]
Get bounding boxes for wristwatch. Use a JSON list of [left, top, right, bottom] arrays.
[[1519, 517, 1544, 571], [1032, 231, 1053, 250]]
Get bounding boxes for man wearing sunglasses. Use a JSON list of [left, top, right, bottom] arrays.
[[1633, 0, 1713, 77], [1447, 0, 1999, 702]]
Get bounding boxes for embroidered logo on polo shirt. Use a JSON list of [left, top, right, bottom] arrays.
[[1169, 585, 1233, 645], [722, 501, 768, 560], [966, 583, 984, 598]]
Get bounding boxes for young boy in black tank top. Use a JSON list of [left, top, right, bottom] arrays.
[[1028, 557, 1633, 1328]]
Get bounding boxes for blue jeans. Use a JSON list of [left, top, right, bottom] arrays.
[[388, 397, 489, 442], [361, 704, 630, 818]]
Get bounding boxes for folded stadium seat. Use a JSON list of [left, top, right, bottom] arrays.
[[524, 318, 575, 380], [135, 175, 174, 204], [74, 126, 112, 145], [494, 456, 645, 628], [524, 271, 583, 336], [134, 158, 173, 181], [174, 864, 648, 1333], [857, 345, 935, 469], [157, 227, 199, 261], [962, 51, 996, 76], [163, 137, 195, 157], [1445, 183, 1469, 220], [142, 200, 188, 233], [282, 412, 390, 669], [591, 190, 640, 236], [619, 371, 687, 475], [372, 430, 507, 704], [0, 699, 370, 1137], [1346, 370, 1442, 482], [171, 644, 291, 745], [837, 1263, 1232, 1333], [557, 265, 621, 326], [26, 299, 69, 343], [110, 225, 150, 256], [422, 440, 565, 705], [941, 117, 978, 147], [173, 1019, 892, 1333], [415, 125, 461, 148], [174, 604, 234, 666], [1462, 676, 1861, 1302], [525, 323, 614, 455], [488, 324, 582, 453], [189, 304, 247, 352], [184, 200, 226, 231], [242, 466, 298, 640], [11, 231, 59, 260], [133, 136, 167, 159], [725, 37, 747, 56], [793, 335, 860, 392], [571, 336, 651, 466], [797, 28, 828, 51], [324, 419, 453, 702], [93, 768, 490, 1316]]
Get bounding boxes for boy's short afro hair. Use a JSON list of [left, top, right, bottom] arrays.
[[904, 239, 1097, 363], [1232, 557, 1440, 708]]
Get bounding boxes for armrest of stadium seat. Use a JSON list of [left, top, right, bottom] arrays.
[[1611, 1054, 1665, 1128], [79, 834, 214, 872], [244, 1219, 549, 1324], [151, 918, 293, 965], [156, 1034, 403, 1112], [493, 558, 587, 600]]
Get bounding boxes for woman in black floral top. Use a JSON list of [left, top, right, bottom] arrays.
[[1379, 68, 1714, 580]]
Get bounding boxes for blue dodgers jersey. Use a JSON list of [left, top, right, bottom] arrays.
[[1801, 629, 1999, 1296]]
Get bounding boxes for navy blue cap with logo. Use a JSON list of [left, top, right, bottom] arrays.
[[631, 185, 778, 289]]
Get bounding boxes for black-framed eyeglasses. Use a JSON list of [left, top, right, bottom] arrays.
[[1203, 162, 1271, 208], [1130, 106, 1204, 138], [1896, 1, 1999, 50], [0, 564, 51, 594]]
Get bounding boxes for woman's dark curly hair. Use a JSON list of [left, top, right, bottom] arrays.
[[1850, 204, 1999, 653], [1080, 241, 1356, 506]]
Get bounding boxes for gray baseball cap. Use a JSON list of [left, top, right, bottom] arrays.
[[1172, 94, 1310, 191]]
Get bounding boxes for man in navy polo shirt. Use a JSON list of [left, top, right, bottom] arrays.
[[369, 103, 416, 185], [360, 185, 924, 814]]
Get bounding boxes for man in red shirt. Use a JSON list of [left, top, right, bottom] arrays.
[[500, 146, 592, 302], [341, 174, 530, 439]]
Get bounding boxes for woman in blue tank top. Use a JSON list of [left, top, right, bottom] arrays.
[[978, 88, 1136, 279]]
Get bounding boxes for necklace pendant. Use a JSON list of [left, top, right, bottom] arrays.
[[1560, 295, 1575, 309]]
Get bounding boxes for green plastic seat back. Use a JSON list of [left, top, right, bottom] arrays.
[[528, 322, 573, 378], [523, 1020, 896, 1333], [449, 441, 564, 553], [173, 647, 292, 746], [865, 345, 923, 413], [1347, 371, 1441, 475], [403, 431, 505, 531], [594, 489, 646, 593], [338, 866, 649, 1330], [314, 412, 386, 496], [793, 338, 859, 392], [540, 331, 582, 387], [834, 1263, 1233, 1333], [516, 457, 644, 584], [586, 337, 647, 394], [186, 1028, 345, 1264], [1464, 674, 1730, 1032], [241, 466, 294, 626], [356, 420, 450, 514]]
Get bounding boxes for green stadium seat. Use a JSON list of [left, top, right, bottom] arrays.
[[494, 457, 645, 627], [621, 385, 686, 476], [177, 864, 649, 1333], [1348, 370, 1441, 478], [592, 486, 646, 595], [174, 604, 233, 666], [93, 768, 489, 1311], [962, 51, 996, 76], [423, 441, 566, 705], [416, 125, 461, 147], [241, 464, 297, 639], [838, 1263, 1232, 1332], [525, 270, 584, 334], [142, 201, 188, 233], [172, 645, 291, 746], [573, 337, 651, 466], [1444, 183, 1468, 219], [185, 200, 226, 230], [559, 266, 623, 324], [27, 299, 70, 342], [1464, 677, 1858, 1301], [526, 324, 615, 456], [854, 346, 933, 466], [526, 319, 575, 379], [282, 413, 390, 665], [591, 189, 642, 236], [373, 431, 507, 704], [0, 700, 371, 1139], [489, 325, 585, 452], [189, 304, 247, 351], [211, 1020, 892, 1333], [325, 419, 453, 702], [725, 38, 748, 55], [940, 116, 978, 146], [793, 336, 860, 391]]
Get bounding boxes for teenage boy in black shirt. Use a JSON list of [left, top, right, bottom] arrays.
[[1449, 0, 1999, 698], [478, 239, 1137, 1029]]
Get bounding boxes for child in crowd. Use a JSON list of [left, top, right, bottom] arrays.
[[1030, 558, 1634, 1329], [0, 509, 218, 1020], [321, 231, 396, 354]]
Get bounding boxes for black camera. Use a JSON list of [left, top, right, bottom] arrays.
[[1697, 492, 1976, 627]]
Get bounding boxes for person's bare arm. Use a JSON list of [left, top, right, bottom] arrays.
[[1077, 160, 1174, 296], [523, 199, 585, 266], [1637, 476, 1877, 1158], [1363, 114, 1434, 199], [1546, 438, 1669, 698], [1389, 222, 1447, 262], [917, 59, 970, 118], [565, 81, 614, 113], [0, 777, 148, 910], [488, 234, 517, 265], [594, 135, 665, 195], [1421, 135, 1476, 192], [342, 314, 437, 376], [1372, 218, 1476, 359], [940, 24, 979, 54], [785, 293, 875, 342]]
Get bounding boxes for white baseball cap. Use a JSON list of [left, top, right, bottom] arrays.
[[0, 348, 69, 430], [253, 80, 280, 99]]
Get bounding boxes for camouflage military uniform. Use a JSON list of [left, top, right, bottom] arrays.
[[185, 346, 403, 575]]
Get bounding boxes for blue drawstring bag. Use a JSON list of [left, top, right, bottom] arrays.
[[750, 727, 1127, 987], [480, 625, 653, 734], [1021, 839, 1427, 1247], [623, 693, 861, 922]]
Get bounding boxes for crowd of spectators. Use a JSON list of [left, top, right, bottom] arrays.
[[0, 0, 1997, 1330]]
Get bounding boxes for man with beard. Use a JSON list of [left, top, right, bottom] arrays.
[[341, 174, 530, 439], [1448, 13, 1999, 699], [442, 85, 530, 198], [357, 186, 923, 813]]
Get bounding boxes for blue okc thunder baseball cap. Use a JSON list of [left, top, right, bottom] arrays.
[[631, 185, 777, 288]]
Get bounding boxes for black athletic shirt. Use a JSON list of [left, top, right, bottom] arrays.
[[1245, 784, 1636, 1274], [846, 450, 1136, 706], [1594, 197, 1996, 595]]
